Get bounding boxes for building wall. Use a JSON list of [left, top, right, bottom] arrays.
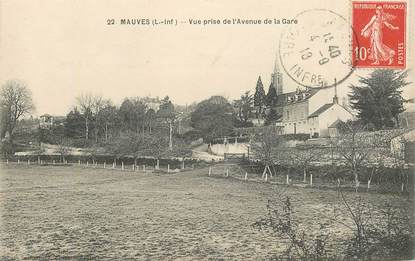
[[281, 101, 309, 134], [308, 87, 336, 115], [210, 143, 249, 156], [316, 104, 353, 137], [308, 116, 319, 136]]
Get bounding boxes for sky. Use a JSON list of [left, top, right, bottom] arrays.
[[0, 0, 414, 116]]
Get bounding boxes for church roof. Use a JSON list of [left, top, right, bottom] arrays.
[[308, 103, 335, 118]]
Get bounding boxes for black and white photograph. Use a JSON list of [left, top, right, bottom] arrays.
[[0, 0, 414, 260]]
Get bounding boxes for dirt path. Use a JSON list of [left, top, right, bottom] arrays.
[[0, 165, 410, 260]]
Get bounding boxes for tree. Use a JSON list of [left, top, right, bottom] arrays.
[[76, 93, 96, 140], [0, 80, 35, 142], [190, 96, 234, 142], [266, 83, 277, 107], [330, 121, 377, 190], [64, 107, 84, 138], [250, 126, 285, 180], [144, 108, 156, 134], [254, 76, 266, 118], [119, 97, 147, 134], [288, 146, 324, 182], [157, 96, 176, 150], [234, 91, 254, 124], [265, 107, 280, 126], [98, 101, 119, 142], [349, 69, 409, 129]]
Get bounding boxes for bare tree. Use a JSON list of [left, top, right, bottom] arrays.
[[0, 80, 35, 142], [250, 126, 285, 180], [76, 93, 102, 141], [56, 138, 71, 163], [330, 122, 374, 190], [289, 146, 324, 182]]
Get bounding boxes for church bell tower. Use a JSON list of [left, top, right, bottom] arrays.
[[271, 53, 283, 95]]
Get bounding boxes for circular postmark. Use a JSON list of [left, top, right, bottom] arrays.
[[279, 9, 357, 88]]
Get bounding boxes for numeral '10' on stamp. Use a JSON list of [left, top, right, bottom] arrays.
[[352, 1, 406, 69]]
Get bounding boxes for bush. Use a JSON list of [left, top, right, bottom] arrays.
[[254, 196, 330, 260]]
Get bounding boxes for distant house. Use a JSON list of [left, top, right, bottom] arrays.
[[39, 114, 65, 129], [39, 114, 54, 129]]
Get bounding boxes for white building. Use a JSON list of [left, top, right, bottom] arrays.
[[269, 56, 354, 137]]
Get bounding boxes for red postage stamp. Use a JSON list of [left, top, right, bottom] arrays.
[[352, 1, 406, 69]]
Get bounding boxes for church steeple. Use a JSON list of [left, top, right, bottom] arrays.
[[271, 53, 283, 95]]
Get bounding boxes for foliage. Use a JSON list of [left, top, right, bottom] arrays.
[[255, 192, 414, 260], [119, 97, 147, 133], [0, 140, 14, 156], [266, 83, 277, 107], [233, 91, 254, 124], [332, 191, 414, 260], [64, 107, 84, 138], [349, 69, 410, 129], [190, 96, 235, 142], [253, 76, 266, 117], [280, 133, 309, 141], [264, 107, 280, 125]]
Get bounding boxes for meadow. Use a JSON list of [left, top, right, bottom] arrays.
[[0, 164, 412, 260]]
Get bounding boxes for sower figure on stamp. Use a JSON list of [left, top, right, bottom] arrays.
[[361, 6, 399, 65]]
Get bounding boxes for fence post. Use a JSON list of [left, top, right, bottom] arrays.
[[78, 160, 81, 165], [122, 161, 124, 171], [143, 164, 146, 172], [6, 159, 8, 165], [286, 175, 289, 185], [103, 162, 106, 169], [244, 172, 248, 181], [167, 164, 170, 173], [310, 174, 313, 186], [156, 159, 159, 170], [367, 180, 371, 190], [226, 168, 229, 177], [28, 159, 30, 165], [38, 156, 40, 164], [303, 169, 306, 182], [208, 166, 211, 176], [181, 160, 185, 170]]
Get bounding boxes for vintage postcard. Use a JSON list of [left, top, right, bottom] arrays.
[[0, 0, 414, 260]]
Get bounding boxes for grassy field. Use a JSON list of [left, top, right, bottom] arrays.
[[0, 164, 412, 260]]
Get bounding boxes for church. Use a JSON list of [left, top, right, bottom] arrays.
[[259, 56, 354, 137]]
